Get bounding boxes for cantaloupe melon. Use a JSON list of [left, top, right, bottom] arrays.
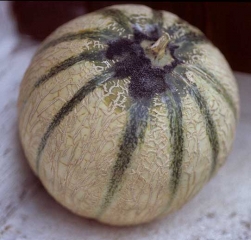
[[18, 4, 239, 226]]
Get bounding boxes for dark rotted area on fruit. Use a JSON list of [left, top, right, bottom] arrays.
[[106, 26, 182, 99]]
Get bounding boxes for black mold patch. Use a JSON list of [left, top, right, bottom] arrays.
[[106, 27, 183, 99]]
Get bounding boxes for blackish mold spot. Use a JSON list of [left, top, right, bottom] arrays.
[[106, 26, 182, 99]]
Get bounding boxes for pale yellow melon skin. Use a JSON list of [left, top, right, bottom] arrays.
[[18, 4, 239, 226]]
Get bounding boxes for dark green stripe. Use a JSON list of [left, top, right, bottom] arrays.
[[187, 84, 219, 176], [34, 50, 106, 89], [151, 9, 163, 29], [37, 29, 119, 54], [36, 70, 114, 173], [100, 8, 132, 34], [97, 98, 151, 216], [163, 82, 184, 196], [37, 8, 133, 55], [186, 64, 237, 120], [21, 50, 106, 115], [175, 68, 220, 175], [165, 21, 207, 44], [176, 32, 208, 44]]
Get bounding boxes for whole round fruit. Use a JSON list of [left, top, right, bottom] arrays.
[[18, 4, 239, 226]]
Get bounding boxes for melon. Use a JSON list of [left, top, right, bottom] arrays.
[[18, 4, 239, 226]]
